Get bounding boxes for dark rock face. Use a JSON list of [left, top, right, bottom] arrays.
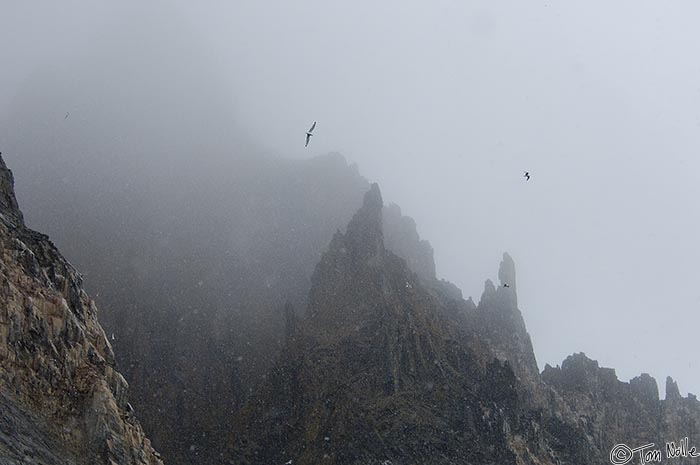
[[7, 148, 699, 464], [0, 155, 23, 226], [227, 185, 700, 465], [473, 253, 539, 386], [9, 151, 441, 465], [0, 156, 161, 464], [667, 376, 682, 400], [382, 203, 436, 282], [228, 185, 561, 465], [543, 354, 700, 464]]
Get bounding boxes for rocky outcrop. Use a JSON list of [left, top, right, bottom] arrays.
[[8, 149, 444, 464], [8, 146, 699, 465], [382, 203, 436, 282], [667, 376, 682, 401], [0, 155, 162, 465], [0, 155, 23, 225], [542, 353, 700, 464], [228, 185, 562, 465], [224, 183, 700, 465], [473, 252, 540, 387]]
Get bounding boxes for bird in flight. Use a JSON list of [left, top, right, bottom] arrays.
[[64, 112, 70, 119], [523, 171, 530, 181], [305, 121, 316, 147]]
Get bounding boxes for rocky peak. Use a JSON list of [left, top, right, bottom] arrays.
[[225, 185, 700, 465], [382, 203, 436, 281], [543, 354, 664, 405], [229, 185, 555, 465], [542, 353, 700, 464], [630, 373, 660, 405], [0, 153, 24, 225], [498, 252, 516, 290], [308, 184, 388, 327], [343, 182, 384, 263], [666, 376, 682, 400], [554, 352, 618, 389], [465, 295, 476, 310], [480, 278, 497, 303], [475, 254, 539, 384], [478, 253, 517, 310], [497, 252, 517, 307]]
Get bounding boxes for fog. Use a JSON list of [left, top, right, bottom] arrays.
[[2, 0, 699, 399]]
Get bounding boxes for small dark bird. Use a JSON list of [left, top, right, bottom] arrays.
[[64, 112, 70, 119], [305, 121, 316, 147], [523, 171, 530, 181], [503, 283, 510, 288]]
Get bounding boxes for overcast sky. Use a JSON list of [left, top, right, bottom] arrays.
[[2, 1, 699, 396]]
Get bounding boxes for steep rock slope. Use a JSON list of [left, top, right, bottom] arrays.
[[472, 253, 540, 388], [382, 203, 436, 282], [229, 184, 700, 465], [229, 185, 560, 465], [543, 353, 700, 464], [0, 156, 162, 465], [9, 150, 443, 464]]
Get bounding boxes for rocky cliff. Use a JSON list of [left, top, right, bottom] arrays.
[[6, 150, 698, 465], [0, 155, 162, 465], [227, 184, 700, 465], [382, 203, 436, 282], [227, 185, 563, 465], [472, 253, 540, 388], [8, 150, 443, 464], [542, 354, 700, 464]]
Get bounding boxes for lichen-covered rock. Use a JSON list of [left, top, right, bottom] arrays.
[[0, 155, 162, 465]]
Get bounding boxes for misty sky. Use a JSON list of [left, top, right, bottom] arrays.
[[2, 1, 699, 396]]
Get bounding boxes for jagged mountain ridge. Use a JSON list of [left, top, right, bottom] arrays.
[[542, 354, 700, 464], [228, 185, 559, 465], [7, 150, 448, 464], [0, 155, 162, 465], [4, 152, 699, 464], [228, 184, 700, 465]]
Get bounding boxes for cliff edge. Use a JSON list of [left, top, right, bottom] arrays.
[[0, 155, 163, 465]]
